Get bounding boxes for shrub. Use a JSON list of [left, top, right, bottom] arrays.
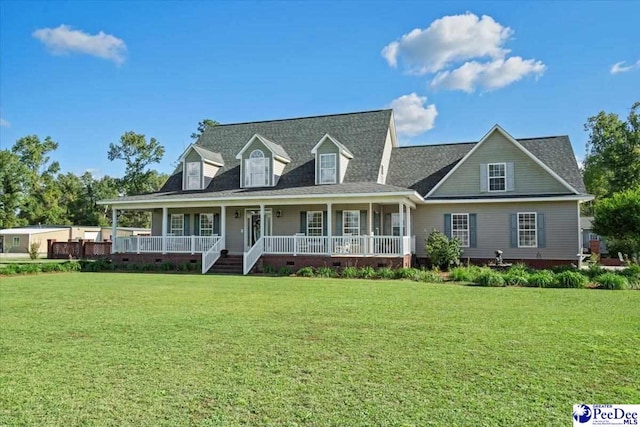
[[376, 267, 395, 280], [178, 263, 190, 272], [315, 266, 337, 278], [551, 265, 577, 274], [425, 229, 462, 271], [296, 266, 314, 277], [449, 266, 476, 282], [416, 269, 443, 283], [358, 266, 376, 279], [508, 263, 531, 275], [395, 267, 421, 280], [528, 270, 556, 288], [159, 261, 176, 271], [475, 271, 505, 287], [262, 264, 276, 275], [278, 266, 292, 276], [594, 273, 629, 290], [585, 264, 607, 279], [29, 241, 42, 260], [504, 271, 530, 287], [341, 266, 359, 279], [555, 270, 588, 288]]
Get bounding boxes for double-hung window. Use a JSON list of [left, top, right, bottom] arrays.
[[12, 237, 20, 246], [343, 210, 360, 235], [319, 153, 336, 184], [391, 213, 406, 236], [186, 162, 201, 190], [518, 212, 537, 247], [200, 213, 214, 236], [451, 213, 470, 247], [488, 163, 506, 192], [306, 211, 323, 236], [170, 214, 184, 236], [245, 150, 269, 187]]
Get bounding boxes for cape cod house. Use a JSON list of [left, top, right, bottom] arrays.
[[99, 109, 593, 274]]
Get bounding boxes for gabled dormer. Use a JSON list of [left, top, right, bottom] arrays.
[[311, 134, 353, 185], [236, 134, 291, 188], [178, 144, 224, 191]]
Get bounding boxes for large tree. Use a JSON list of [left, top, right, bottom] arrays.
[[190, 119, 220, 140], [583, 101, 640, 198], [0, 150, 28, 229], [592, 186, 640, 261]]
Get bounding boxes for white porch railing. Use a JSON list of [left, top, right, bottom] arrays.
[[202, 237, 225, 274], [243, 236, 264, 275], [261, 235, 414, 256], [114, 236, 221, 254]]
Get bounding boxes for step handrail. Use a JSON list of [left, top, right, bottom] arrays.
[[201, 237, 225, 274], [243, 237, 264, 275]]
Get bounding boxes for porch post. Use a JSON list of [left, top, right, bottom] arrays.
[[405, 203, 411, 237], [327, 202, 332, 255], [111, 208, 117, 254], [368, 202, 373, 255], [398, 202, 405, 255], [260, 204, 265, 243], [162, 207, 168, 254], [221, 206, 226, 246]]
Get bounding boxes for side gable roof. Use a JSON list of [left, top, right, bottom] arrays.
[[178, 144, 224, 166], [161, 109, 392, 193], [235, 133, 292, 163], [424, 125, 579, 197], [311, 134, 354, 159]]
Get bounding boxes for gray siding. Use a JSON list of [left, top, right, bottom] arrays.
[[413, 201, 580, 260], [433, 131, 569, 197]]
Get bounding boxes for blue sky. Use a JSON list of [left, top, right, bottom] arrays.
[[1, 1, 638, 178]]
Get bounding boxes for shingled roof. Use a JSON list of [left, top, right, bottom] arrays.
[[387, 135, 587, 196], [161, 109, 392, 193]]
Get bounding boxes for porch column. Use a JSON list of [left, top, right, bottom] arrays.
[[221, 206, 226, 246], [162, 207, 168, 254], [398, 202, 405, 255], [259, 204, 265, 243], [405, 203, 411, 237], [111, 208, 117, 254], [368, 202, 373, 255], [327, 202, 332, 255]]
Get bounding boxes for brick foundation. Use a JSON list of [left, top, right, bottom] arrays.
[[111, 253, 202, 266], [260, 254, 411, 272]]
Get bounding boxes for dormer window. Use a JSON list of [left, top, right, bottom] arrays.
[[319, 153, 337, 184], [245, 149, 270, 187], [178, 144, 224, 191], [186, 162, 201, 190], [488, 163, 506, 192]]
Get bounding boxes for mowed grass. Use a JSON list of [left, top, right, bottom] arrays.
[[1, 274, 638, 426]]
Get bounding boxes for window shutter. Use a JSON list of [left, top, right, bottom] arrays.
[[537, 213, 546, 248], [510, 213, 518, 248], [444, 214, 452, 238], [469, 213, 477, 248], [480, 164, 488, 192], [335, 211, 343, 236], [194, 214, 200, 235], [384, 213, 392, 235], [506, 162, 515, 191], [213, 214, 220, 236], [300, 211, 307, 234], [359, 211, 367, 235], [184, 214, 190, 236], [322, 211, 327, 235]]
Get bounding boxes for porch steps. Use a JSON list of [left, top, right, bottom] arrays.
[[207, 255, 243, 275]]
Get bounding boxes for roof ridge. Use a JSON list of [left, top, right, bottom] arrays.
[[209, 109, 391, 128], [396, 141, 477, 148], [517, 135, 568, 141]]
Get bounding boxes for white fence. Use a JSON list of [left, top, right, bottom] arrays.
[[114, 236, 221, 254]]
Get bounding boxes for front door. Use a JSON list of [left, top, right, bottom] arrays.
[[245, 209, 272, 250]]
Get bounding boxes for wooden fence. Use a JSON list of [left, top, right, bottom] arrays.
[[48, 239, 112, 259]]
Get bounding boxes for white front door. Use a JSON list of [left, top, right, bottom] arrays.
[[245, 209, 272, 250]]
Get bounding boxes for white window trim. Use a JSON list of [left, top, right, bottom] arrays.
[[200, 213, 214, 236], [517, 212, 537, 248], [12, 236, 20, 246], [185, 161, 202, 190], [244, 149, 270, 188], [306, 211, 323, 236], [451, 213, 470, 248], [170, 214, 184, 236], [488, 162, 507, 193], [342, 210, 360, 236], [319, 153, 337, 184]]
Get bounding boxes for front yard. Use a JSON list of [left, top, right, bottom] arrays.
[[1, 274, 638, 426]]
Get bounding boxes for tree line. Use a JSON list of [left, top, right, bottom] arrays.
[[0, 119, 217, 229]]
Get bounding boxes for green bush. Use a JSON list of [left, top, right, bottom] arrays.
[[425, 229, 462, 270], [358, 266, 376, 279], [262, 264, 276, 274], [528, 270, 556, 288], [376, 267, 395, 280], [585, 264, 607, 279], [449, 266, 481, 282], [160, 261, 176, 271], [29, 241, 42, 260], [341, 266, 359, 279], [315, 266, 337, 278], [416, 269, 443, 283], [551, 265, 577, 274], [594, 273, 629, 290], [395, 267, 421, 280], [555, 270, 588, 288], [278, 266, 292, 276], [296, 266, 314, 277], [475, 271, 505, 287], [503, 271, 530, 287], [178, 263, 190, 272]]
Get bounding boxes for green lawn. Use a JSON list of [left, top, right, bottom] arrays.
[[1, 274, 638, 426]]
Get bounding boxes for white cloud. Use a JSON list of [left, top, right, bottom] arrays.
[[430, 57, 546, 92], [381, 13, 513, 74], [610, 60, 640, 74], [0, 117, 9, 127], [33, 24, 126, 65], [389, 93, 438, 137]]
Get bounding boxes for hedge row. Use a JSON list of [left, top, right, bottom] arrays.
[[449, 264, 640, 290], [0, 261, 82, 275], [288, 266, 443, 282]]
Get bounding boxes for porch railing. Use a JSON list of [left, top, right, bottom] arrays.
[[114, 236, 221, 254], [243, 236, 264, 275], [202, 237, 225, 274], [261, 235, 413, 256]]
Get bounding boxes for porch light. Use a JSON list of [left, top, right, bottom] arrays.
[[276, 210, 282, 218], [235, 210, 240, 218]]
